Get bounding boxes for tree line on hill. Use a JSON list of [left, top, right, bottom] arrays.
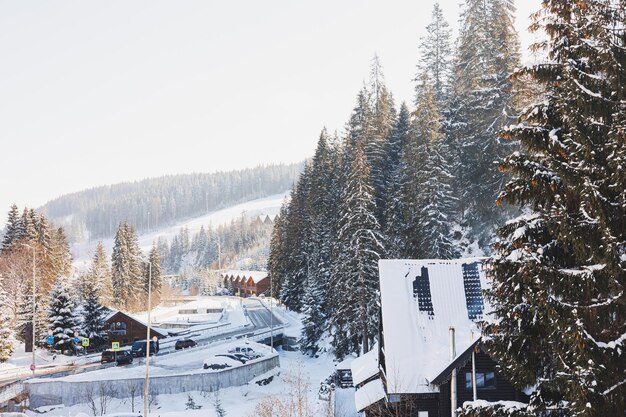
[[157, 214, 275, 274], [40, 163, 302, 242]]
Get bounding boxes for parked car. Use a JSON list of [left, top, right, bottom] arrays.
[[115, 350, 134, 366], [101, 350, 117, 364], [216, 353, 247, 364], [228, 346, 262, 359], [131, 340, 159, 357], [175, 339, 197, 350], [203, 356, 241, 370]]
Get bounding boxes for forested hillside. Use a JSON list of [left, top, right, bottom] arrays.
[[40, 163, 302, 242], [269, 0, 525, 357]]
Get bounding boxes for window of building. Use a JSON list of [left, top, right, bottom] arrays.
[[109, 321, 127, 335], [465, 371, 495, 390]]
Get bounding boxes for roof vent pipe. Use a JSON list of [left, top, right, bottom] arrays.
[[449, 326, 457, 417]]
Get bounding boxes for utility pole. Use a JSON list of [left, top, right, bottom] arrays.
[[20, 243, 36, 376], [144, 260, 152, 417]]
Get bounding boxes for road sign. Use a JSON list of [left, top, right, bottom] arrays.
[[46, 335, 54, 345], [152, 336, 158, 342], [48, 330, 53, 336], [82, 338, 90, 347], [111, 342, 120, 351], [74, 336, 80, 344], [30, 364, 36, 371]]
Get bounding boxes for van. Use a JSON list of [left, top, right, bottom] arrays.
[[130, 340, 159, 357]]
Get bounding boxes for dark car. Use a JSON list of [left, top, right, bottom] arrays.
[[174, 339, 197, 350], [101, 350, 117, 364], [131, 340, 159, 357], [115, 350, 134, 366]]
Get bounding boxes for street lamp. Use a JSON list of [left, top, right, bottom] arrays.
[[269, 274, 273, 352], [132, 254, 153, 417], [19, 243, 36, 376]]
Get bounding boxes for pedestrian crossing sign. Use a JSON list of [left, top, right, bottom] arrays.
[[112, 342, 120, 351]]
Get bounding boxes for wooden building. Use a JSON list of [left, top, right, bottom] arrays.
[[222, 270, 270, 297], [104, 311, 168, 346], [352, 259, 529, 417]]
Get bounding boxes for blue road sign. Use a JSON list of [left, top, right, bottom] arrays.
[[47, 335, 54, 345], [74, 336, 80, 344]]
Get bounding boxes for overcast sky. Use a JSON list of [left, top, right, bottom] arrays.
[[0, 0, 542, 215]]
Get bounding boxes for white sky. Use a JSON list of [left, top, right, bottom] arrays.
[[0, 0, 542, 215]]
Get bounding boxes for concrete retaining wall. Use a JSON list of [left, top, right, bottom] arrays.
[[26, 355, 279, 409]]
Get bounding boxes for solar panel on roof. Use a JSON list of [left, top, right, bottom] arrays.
[[412, 266, 434, 317], [462, 262, 484, 320]]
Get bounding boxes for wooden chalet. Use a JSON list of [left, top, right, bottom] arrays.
[[352, 259, 529, 417], [222, 270, 270, 297], [104, 310, 168, 346]]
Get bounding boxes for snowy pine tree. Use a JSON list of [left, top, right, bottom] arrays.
[[447, 0, 520, 249], [330, 141, 385, 357], [417, 2, 452, 103], [1, 204, 22, 250], [411, 75, 458, 259], [0, 275, 15, 361], [480, 1, 626, 415], [111, 222, 143, 311], [46, 278, 80, 352]]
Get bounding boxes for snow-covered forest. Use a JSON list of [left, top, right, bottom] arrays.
[[39, 163, 302, 243], [269, 0, 626, 415]]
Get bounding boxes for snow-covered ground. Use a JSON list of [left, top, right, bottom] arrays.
[[71, 192, 289, 263], [24, 349, 354, 417]]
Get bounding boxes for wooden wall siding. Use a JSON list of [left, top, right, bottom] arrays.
[[364, 395, 439, 417], [438, 351, 528, 417]]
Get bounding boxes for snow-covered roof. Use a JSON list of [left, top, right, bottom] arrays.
[[354, 378, 386, 412], [222, 270, 268, 284], [378, 258, 489, 394], [351, 343, 379, 386], [335, 355, 356, 371]]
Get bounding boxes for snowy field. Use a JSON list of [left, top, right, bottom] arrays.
[[71, 192, 289, 263]]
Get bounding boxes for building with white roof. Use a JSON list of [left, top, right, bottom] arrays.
[[353, 258, 528, 417]]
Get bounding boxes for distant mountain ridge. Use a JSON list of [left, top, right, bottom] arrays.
[[40, 163, 303, 243]]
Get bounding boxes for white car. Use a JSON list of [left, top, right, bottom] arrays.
[[228, 346, 262, 359], [203, 355, 242, 370]]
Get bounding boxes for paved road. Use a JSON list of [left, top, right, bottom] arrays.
[[1, 297, 283, 387]]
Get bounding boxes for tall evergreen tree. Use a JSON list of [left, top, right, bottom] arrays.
[[330, 142, 385, 357], [2, 204, 22, 250], [299, 130, 339, 353], [480, 1, 626, 415], [46, 278, 80, 352], [0, 274, 15, 361], [383, 103, 411, 258], [417, 2, 452, 103], [411, 75, 458, 259], [89, 241, 113, 306], [447, 0, 521, 249], [144, 245, 162, 307], [111, 222, 142, 311]]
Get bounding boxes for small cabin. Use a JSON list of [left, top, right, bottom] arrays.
[[104, 311, 167, 346]]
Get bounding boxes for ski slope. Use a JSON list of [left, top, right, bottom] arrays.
[[71, 191, 289, 264]]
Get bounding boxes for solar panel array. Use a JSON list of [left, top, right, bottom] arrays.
[[412, 266, 434, 317], [462, 262, 484, 319]]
